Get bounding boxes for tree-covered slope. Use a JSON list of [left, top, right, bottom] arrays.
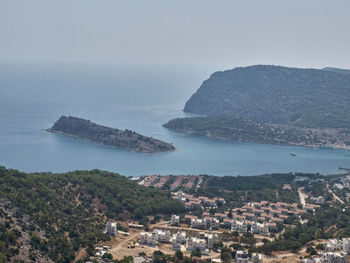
[[323, 67, 350, 75], [184, 65, 350, 128], [0, 167, 184, 263], [163, 115, 350, 148]]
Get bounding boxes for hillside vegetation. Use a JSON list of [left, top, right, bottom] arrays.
[[184, 65, 350, 128], [0, 167, 184, 263], [48, 116, 176, 153], [163, 115, 350, 148]]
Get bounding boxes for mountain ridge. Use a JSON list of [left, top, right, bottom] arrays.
[[184, 65, 350, 128]]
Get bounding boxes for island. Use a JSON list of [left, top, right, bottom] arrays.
[[48, 115, 176, 153]]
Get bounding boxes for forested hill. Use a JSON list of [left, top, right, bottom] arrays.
[[0, 167, 184, 263], [184, 65, 350, 128], [323, 67, 350, 75]]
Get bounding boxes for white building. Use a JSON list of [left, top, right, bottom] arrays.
[[251, 222, 269, 236], [191, 218, 207, 229], [342, 238, 350, 254], [186, 237, 209, 255], [171, 231, 186, 250], [171, 214, 180, 226], [326, 239, 342, 251], [322, 252, 347, 263], [172, 237, 181, 251], [106, 222, 117, 236], [174, 231, 186, 243], [235, 250, 249, 263], [251, 253, 263, 263], [153, 229, 171, 243], [207, 233, 218, 249], [139, 232, 157, 246], [303, 252, 347, 263], [231, 220, 248, 233]]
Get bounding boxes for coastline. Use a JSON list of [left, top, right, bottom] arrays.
[[165, 129, 350, 151], [47, 129, 177, 154]]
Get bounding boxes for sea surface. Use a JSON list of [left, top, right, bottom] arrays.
[[0, 62, 349, 176]]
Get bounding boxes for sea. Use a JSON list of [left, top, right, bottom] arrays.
[[0, 62, 349, 177]]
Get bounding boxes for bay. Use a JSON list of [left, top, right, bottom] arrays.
[[0, 62, 349, 176]]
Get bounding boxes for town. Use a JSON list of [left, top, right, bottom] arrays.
[[88, 173, 350, 263]]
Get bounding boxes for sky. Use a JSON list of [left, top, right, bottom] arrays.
[[1, 0, 350, 70]]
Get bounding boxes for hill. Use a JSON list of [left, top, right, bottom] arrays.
[[184, 65, 350, 128], [48, 116, 176, 153], [163, 115, 350, 149], [0, 167, 184, 262], [323, 67, 350, 75]]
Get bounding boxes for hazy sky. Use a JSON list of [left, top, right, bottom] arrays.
[[1, 0, 349, 69]]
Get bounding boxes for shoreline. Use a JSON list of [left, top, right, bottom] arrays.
[[165, 129, 350, 151], [47, 129, 177, 154]]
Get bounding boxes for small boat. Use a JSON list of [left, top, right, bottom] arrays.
[[290, 152, 296, 157]]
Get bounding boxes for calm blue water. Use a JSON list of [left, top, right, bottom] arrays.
[[0, 62, 349, 176]]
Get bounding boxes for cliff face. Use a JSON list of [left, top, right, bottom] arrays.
[[48, 116, 176, 153], [184, 65, 350, 129]]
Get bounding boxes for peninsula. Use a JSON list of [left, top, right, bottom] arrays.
[[164, 65, 350, 149], [48, 116, 176, 153]]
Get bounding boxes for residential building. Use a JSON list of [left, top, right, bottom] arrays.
[[171, 214, 180, 226], [342, 238, 350, 254], [106, 222, 117, 236], [207, 233, 218, 249], [231, 220, 248, 233], [153, 229, 171, 243], [191, 218, 207, 229], [251, 222, 269, 236], [186, 237, 209, 255], [235, 250, 249, 263], [139, 232, 157, 246]]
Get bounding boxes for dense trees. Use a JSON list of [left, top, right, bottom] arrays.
[[0, 166, 184, 262], [163, 114, 337, 148], [197, 173, 311, 206], [184, 65, 350, 129]]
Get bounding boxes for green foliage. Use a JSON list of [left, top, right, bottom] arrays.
[[102, 252, 113, 260], [198, 173, 304, 206], [0, 222, 19, 262], [190, 248, 201, 258], [163, 114, 337, 147], [175, 250, 183, 260], [307, 246, 317, 256], [0, 166, 184, 262], [184, 65, 350, 129]]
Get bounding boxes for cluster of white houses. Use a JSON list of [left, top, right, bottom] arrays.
[[177, 199, 321, 235], [302, 238, 350, 263], [138, 229, 218, 255]]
